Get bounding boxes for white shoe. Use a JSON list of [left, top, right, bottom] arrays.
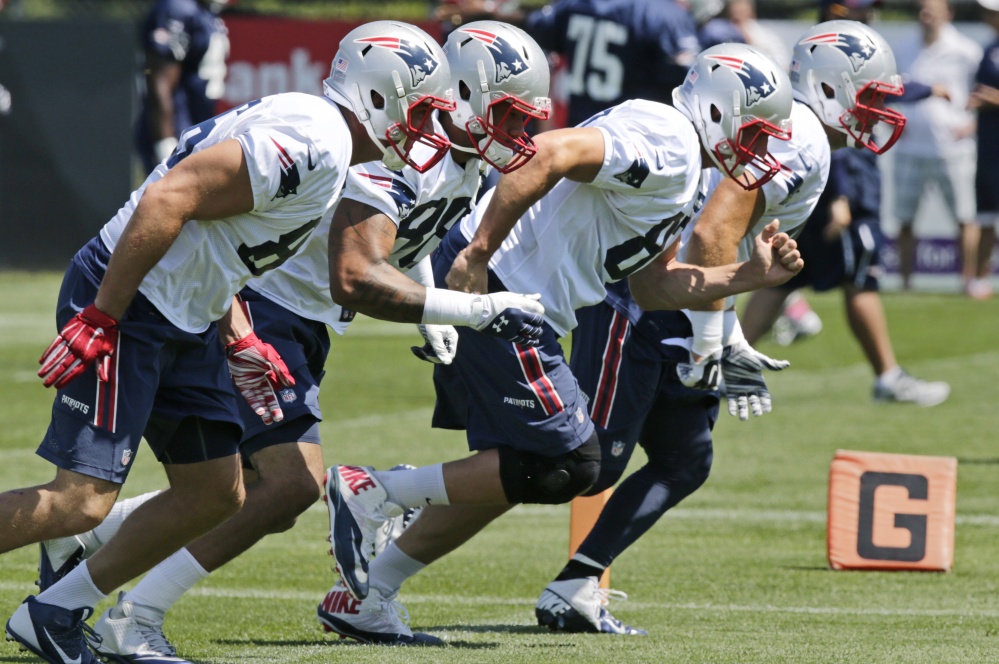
[[92, 592, 189, 663], [536, 576, 647, 635], [324, 465, 402, 600], [873, 370, 950, 407], [317, 580, 442, 645]]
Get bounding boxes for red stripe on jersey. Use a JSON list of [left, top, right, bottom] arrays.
[[516, 344, 564, 416], [270, 137, 294, 169], [94, 335, 120, 433], [590, 311, 630, 429]]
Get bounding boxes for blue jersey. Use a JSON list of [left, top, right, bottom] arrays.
[[976, 39, 999, 161], [698, 18, 745, 51], [527, 0, 699, 126], [823, 149, 881, 222]]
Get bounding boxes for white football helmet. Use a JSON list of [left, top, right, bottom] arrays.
[[791, 20, 906, 154], [445, 21, 551, 173], [323, 21, 456, 172], [673, 43, 793, 190]]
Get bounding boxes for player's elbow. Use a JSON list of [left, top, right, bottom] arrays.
[[628, 271, 685, 312]]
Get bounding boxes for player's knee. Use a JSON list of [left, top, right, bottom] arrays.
[[47, 472, 119, 533], [265, 475, 322, 534], [645, 442, 713, 501], [498, 433, 601, 505]]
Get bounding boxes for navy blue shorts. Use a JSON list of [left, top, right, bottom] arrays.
[[781, 215, 883, 293], [37, 238, 243, 483], [236, 287, 327, 461], [976, 154, 999, 215], [430, 226, 594, 456], [570, 301, 718, 475]]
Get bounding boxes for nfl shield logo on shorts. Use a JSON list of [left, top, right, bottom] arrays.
[[610, 441, 625, 457], [280, 388, 297, 404]]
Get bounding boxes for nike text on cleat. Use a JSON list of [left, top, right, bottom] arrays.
[[91, 592, 189, 663], [535, 577, 647, 636], [324, 465, 401, 600], [5, 595, 100, 664], [317, 580, 443, 646], [38, 535, 88, 592]]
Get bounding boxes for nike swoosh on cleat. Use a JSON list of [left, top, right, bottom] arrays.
[[44, 627, 81, 664]]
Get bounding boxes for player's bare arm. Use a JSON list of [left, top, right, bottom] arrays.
[[684, 176, 768, 311], [328, 197, 426, 323], [95, 139, 254, 320], [628, 220, 802, 311], [446, 127, 604, 293]]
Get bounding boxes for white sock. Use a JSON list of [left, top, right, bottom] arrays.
[[89, 490, 163, 549], [124, 548, 209, 613], [877, 366, 904, 386], [369, 542, 426, 599], [36, 560, 106, 611], [375, 464, 449, 508]]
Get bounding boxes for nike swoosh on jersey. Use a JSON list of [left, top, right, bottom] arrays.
[[307, 145, 318, 171], [44, 627, 82, 664]]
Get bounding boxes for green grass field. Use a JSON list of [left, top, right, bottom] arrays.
[[0, 272, 996, 663]]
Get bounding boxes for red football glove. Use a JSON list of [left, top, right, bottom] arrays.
[[225, 332, 296, 425], [38, 304, 119, 389]]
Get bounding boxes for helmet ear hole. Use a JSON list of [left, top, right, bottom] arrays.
[[458, 80, 472, 102], [821, 82, 836, 99], [709, 104, 722, 123], [369, 90, 386, 111]]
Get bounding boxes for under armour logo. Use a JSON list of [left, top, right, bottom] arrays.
[[492, 315, 509, 333]]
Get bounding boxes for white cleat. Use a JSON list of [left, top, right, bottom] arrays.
[[324, 465, 402, 600], [92, 592, 189, 663], [873, 370, 950, 407], [536, 576, 647, 635], [317, 579, 443, 646]]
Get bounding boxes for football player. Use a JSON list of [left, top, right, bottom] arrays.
[[1, 20, 502, 664], [33, 21, 552, 657], [533, 20, 914, 635], [322, 43, 802, 640]]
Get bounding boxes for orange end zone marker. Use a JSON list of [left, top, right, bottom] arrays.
[[828, 450, 957, 572], [569, 489, 613, 588]]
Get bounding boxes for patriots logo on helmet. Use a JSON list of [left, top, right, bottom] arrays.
[[460, 28, 530, 84], [357, 172, 418, 218], [707, 54, 778, 108], [799, 32, 876, 74], [613, 150, 650, 189], [356, 36, 440, 88]]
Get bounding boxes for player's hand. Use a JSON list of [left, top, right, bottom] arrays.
[[721, 340, 789, 420], [38, 304, 119, 389], [751, 220, 803, 287], [411, 324, 458, 364], [225, 332, 296, 425], [445, 247, 489, 294], [471, 292, 545, 346], [677, 349, 722, 391]]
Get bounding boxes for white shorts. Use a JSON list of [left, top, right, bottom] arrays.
[[893, 152, 977, 224]]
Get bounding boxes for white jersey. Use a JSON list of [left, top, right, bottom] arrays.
[[100, 93, 351, 333], [460, 99, 703, 337], [680, 100, 830, 263], [247, 116, 485, 333]]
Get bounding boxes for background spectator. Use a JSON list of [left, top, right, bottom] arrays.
[[891, 0, 984, 296], [136, 0, 230, 175], [968, 0, 999, 299]]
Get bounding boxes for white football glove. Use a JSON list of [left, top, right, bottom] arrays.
[[470, 292, 545, 346], [720, 340, 790, 420], [411, 324, 458, 365], [677, 349, 723, 391]]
